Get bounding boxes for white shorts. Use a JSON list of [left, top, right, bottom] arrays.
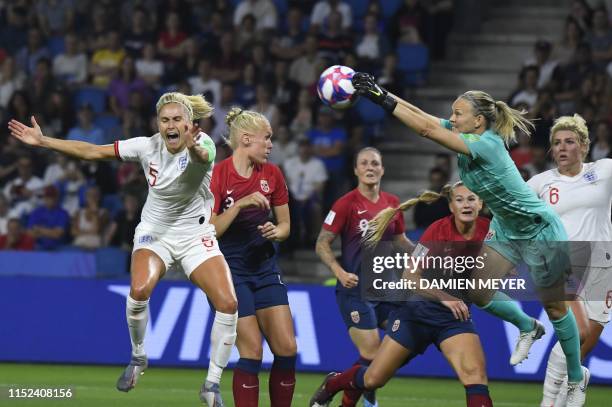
[[576, 265, 612, 326], [132, 221, 223, 278]]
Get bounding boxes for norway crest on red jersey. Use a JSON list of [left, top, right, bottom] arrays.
[[260, 179, 270, 193]]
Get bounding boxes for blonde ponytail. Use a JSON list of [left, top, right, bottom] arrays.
[[363, 190, 443, 247]]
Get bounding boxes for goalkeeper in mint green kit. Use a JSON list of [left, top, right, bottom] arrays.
[[351, 73, 588, 407]]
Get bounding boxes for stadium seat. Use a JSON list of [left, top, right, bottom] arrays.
[[74, 87, 108, 114], [345, 0, 369, 20], [93, 114, 121, 140], [47, 36, 65, 58], [102, 193, 123, 217], [381, 0, 403, 19], [396, 43, 429, 86], [355, 97, 386, 125]]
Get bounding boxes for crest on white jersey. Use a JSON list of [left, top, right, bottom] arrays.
[[178, 154, 188, 171], [260, 179, 270, 193], [583, 170, 598, 183], [391, 319, 400, 332]]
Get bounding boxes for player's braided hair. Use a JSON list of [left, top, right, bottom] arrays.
[[362, 182, 467, 247], [224, 107, 269, 150], [156, 92, 213, 121], [459, 90, 534, 145], [549, 114, 590, 159]]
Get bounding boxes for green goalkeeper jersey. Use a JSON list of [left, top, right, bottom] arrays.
[[441, 119, 560, 239]]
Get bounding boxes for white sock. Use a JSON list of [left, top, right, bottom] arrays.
[[541, 342, 567, 407], [206, 311, 238, 384], [126, 296, 149, 357]]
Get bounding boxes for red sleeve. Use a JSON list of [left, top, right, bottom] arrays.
[[210, 164, 223, 214], [322, 196, 349, 234], [271, 165, 289, 206]]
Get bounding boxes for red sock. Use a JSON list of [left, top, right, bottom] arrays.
[[269, 356, 296, 407], [326, 365, 362, 395], [233, 368, 259, 407], [465, 384, 492, 407], [341, 358, 370, 407]]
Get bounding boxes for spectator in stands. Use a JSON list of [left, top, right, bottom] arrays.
[[36, 0, 75, 36], [271, 60, 299, 118], [53, 159, 85, 216], [317, 10, 353, 63], [211, 32, 243, 83], [249, 84, 280, 129], [235, 62, 257, 108], [290, 88, 315, 139], [27, 58, 57, 113], [510, 131, 533, 168], [509, 65, 540, 109], [283, 139, 327, 247], [211, 83, 236, 143], [390, 0, 428, 46], [310, 0, 352, 32], [270, 7, 307, 61], [52, 32, 88, 87], [524, 40, 559, 90], [3, 156, 44, 218], [268, 124, 298, 166], [109, 56, 150, 116], [0, 218, 35, 250], [66, 104, 107, 145], [42, 88, 74, 138], [424, 0, 455, 60], [0, 5, 29, 55], [355, 13, 390, 74], [307, 106, 348, 209], [413, 167, 451, 229], [433, 152, 456, 181], [0, 57, 26, 111], [176, 37, 203, 80], [90, 30, 126, 88], [289, 35, 325, 88], [590, 120, 611, 160], [588, 7, 612, 70], [569, 0, 592, 32], [555, 17, 584, 66], [0, 195, 9, 234], [157, 11, 188, 63], [106, 192, 142, 251], [378, 54, 402, 96], [233, 0, 278, 31], [123, 7, 154, 58], [27, 185, 70, 250], [72, 185, 109, 250], [555, 43, 596, 115], [15, 27, 50, 76], [135, 42, 164, 87]]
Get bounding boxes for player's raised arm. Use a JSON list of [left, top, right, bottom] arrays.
[[9, 116, 116, 160], [352, 72, 469, 154]]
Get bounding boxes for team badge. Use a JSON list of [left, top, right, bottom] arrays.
[[583, 170, 598, 183], [484, 229, 495, 241], [178, 154, 188, 171], [391, 319, 400, 332], [350, 311, 360, 324], [260, 179, 270, 193], [138, 235, 154, 245]]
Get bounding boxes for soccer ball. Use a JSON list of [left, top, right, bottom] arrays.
[[317, 65, 358, 109]]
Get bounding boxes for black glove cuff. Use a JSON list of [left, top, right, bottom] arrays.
[[380, 94, 398, 113]]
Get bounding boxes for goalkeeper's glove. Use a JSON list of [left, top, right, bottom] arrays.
[[352, 72, 398, 113]]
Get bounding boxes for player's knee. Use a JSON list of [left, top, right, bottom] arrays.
[[274, 337, 298, 357], [130, 285, 152, 301], [214, 296, 238, 314], [238, 341, 263, 360], [458, 362, 487, 385], [543, 301, 566, 321], [363, 370, 387, 390]]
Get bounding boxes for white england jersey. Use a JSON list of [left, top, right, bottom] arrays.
[[114, 133, 215, 229], [528, 159, 612, 267]]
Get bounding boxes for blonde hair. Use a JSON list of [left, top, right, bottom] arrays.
[[549, 114, 590, 159], [155, 92, 213, 121], [224, 107, 270, 150], [459, 90, 534, 145], [363, 182, 474, 247]]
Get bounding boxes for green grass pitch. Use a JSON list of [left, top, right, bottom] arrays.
[[1, 363, 610, 406]]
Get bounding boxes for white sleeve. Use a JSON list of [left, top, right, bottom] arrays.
[[526, 173, 543, 196], [114, 137, 150, 162]]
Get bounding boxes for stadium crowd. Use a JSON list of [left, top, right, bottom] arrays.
[[0, 0, 610, 259]]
